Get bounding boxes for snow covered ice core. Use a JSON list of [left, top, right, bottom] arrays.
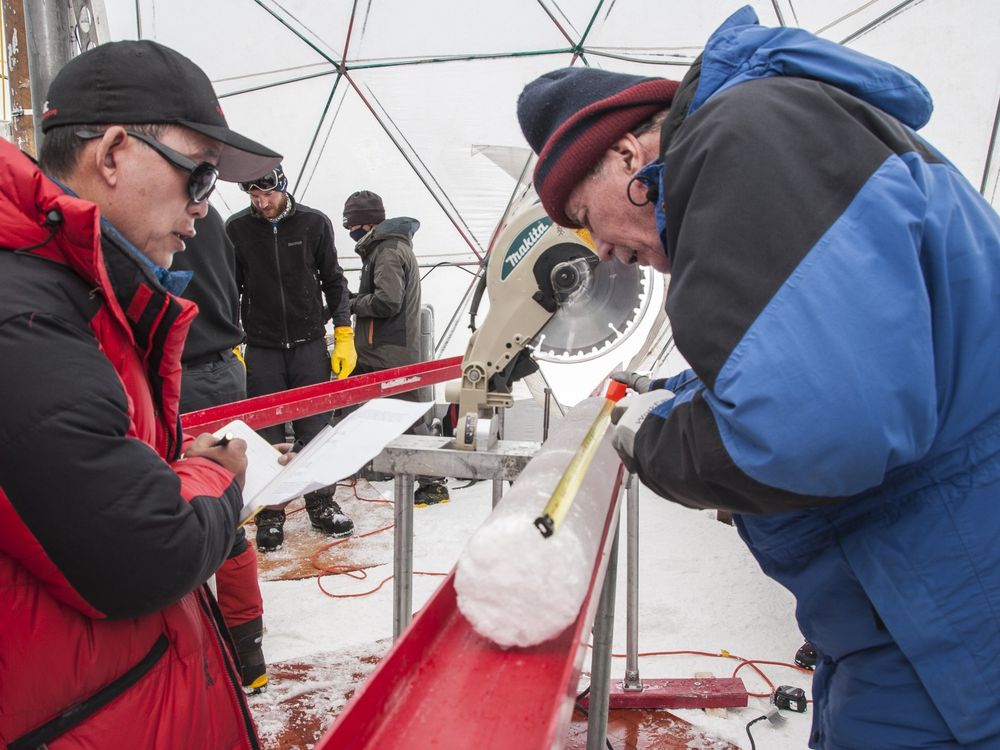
[[455, 398, 621, 647]]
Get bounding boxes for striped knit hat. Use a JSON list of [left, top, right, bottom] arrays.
[[517, 67, 679, 227]]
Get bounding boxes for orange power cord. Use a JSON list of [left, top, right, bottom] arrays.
[[306, 479, 446, 599], [304, 480, 811, 699]]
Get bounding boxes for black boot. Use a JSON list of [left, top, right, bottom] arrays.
[[304, 490, 354, 538], [356, 460, 393, 482], [229, 615, 268, 694], [414, 481, 449, 506], [254, 508, 285, 552], [794, 640, 817, 670]]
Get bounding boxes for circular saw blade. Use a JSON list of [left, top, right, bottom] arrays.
[[532, 257, 650, 362]]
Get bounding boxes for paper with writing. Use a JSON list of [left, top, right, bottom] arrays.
[[212, 398, 431, 523]]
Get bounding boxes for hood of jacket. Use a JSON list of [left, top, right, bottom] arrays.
[[0, 138, 105, 288], [0, 139, 196, 351], [688, 5, 932, 130], [0, 137, 197, 459], [354, 216, 420, 258]]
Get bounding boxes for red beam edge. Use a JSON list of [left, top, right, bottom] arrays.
[[181, 356, 462, 433]]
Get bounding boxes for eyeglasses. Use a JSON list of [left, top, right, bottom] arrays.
[[76, 129, 219, 203], [238, 169, 281, 193]]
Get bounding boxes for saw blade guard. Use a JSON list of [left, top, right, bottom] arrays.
[[485, 201, 646, 363], [532, 254, 648, 362]]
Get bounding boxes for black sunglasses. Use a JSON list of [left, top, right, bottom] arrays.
[[238, 169, 280, 193], [76, 129, 219, 203]]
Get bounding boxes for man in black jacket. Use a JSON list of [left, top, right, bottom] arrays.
[[175, 204, 246, 412], [343, 190, 447, 506], [227, 166, 357, 551], [173, 204, 268, 694]]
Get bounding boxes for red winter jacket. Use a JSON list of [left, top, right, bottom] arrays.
[[0, 139, 259, 749]]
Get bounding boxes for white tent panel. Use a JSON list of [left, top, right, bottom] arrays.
[[103, 0, 1000, 367]]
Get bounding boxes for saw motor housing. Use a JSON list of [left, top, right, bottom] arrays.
[[447, 202, 601, 450]]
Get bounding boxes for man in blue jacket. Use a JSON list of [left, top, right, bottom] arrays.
[[516, 7, 1000, 748]]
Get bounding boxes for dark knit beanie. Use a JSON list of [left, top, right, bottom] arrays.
[[517, 67, 679, 227], [343, 190, 386, 227]]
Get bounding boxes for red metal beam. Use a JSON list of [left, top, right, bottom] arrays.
[[181, 356, 462, 433], [315, 465, 626, 750]]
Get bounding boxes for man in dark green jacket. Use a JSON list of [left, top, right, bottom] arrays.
[[343, 191, 446, 505]]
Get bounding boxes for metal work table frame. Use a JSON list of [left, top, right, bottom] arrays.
[[371, 434, 539, 639]]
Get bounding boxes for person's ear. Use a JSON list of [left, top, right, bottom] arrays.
[[92, 126, 129, 190], [608, 132, 645, 174]]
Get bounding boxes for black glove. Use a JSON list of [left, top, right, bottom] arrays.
[[228, 526, 248, 558], [611, 370, 653, 393]]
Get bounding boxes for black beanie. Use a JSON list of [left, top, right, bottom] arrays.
[[517, 67, 679, 227], [343, 190, 385, 227]]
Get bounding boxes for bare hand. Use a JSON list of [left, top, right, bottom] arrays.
[[274, 442, 297, 466], [187, 433, 248, 489]]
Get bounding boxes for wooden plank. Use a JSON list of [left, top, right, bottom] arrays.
[[581, 678, 749, 710]]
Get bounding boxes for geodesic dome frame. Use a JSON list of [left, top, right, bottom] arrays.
[[99, 0, 1000, 361]]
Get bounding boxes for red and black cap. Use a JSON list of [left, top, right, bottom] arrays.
[[41, 40, 281, 183], [517, 67, 679, 227]]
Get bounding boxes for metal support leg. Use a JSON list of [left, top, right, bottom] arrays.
[[492, 408, 505, 508], [543, 387, 552, 441], [623, 474, 642, 690], [393, 472, 415, 640], [587, 523, 620, 750], [374, 434, 537, 637]]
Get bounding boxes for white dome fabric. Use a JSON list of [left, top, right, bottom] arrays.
[[104, 0, 1000, 361]]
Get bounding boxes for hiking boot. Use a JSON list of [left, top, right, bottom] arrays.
[[229, 616, 268, 695], [794, 641, 817, 670], [358, 466, 393, 482], [254, 508, 285, 552], [414, 482, 449, 507], [304, 491, 355, 537]]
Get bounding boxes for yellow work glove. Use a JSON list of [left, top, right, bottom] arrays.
[[232, 345, 246, 368], [330, 326, 357, 379]]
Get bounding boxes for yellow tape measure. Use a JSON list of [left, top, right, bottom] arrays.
[[534, 381, 627, 538]]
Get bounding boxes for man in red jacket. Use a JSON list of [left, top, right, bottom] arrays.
[[0, 40, 280, 748]]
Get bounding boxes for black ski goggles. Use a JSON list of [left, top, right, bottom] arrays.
[[76, 129, 218, 203], [238, 169, 282, 193]]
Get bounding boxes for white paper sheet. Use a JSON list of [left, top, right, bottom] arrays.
[[213, 398, 431, 523]]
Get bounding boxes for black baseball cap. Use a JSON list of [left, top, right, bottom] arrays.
[[41, 40, 281, 182]]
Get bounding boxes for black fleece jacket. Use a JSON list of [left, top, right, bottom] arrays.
[[173, 204, 243, 362], [227, 195, 351, 349]]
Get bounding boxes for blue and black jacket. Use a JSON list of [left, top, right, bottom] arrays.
[[634, 7, 1000, 747]]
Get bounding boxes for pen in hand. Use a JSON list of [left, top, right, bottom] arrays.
[[215, 432, 235, 447]]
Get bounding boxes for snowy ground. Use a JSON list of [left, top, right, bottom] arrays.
[[248, 401, 814, 749]]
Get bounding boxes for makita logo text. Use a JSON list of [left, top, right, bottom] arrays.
[[501, 218, 552, 280]]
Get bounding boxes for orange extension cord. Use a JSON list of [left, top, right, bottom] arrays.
[[305, 479, 446, 599], [303, 480, 812, 699]]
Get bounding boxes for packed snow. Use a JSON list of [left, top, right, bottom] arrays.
[[455, 398, 622, 647]]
